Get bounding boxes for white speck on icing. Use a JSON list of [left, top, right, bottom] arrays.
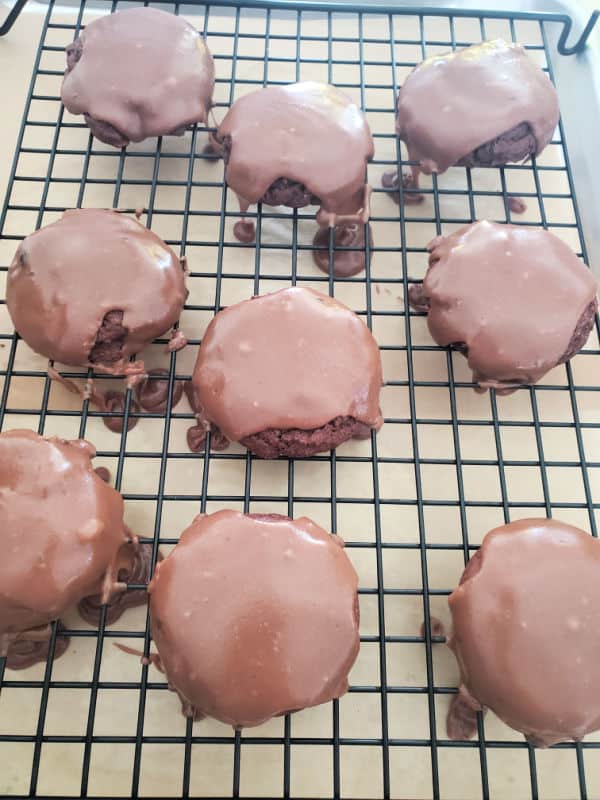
[[79, 518, 104, 540]]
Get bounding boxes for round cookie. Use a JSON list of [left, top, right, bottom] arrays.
[[6, 209, 187, 372], [217, 81, 374, 276], [148, 510, 359, 727], [395, 40, 559, 174], [61, 7, 214, 147], [447, 518, 600, 746], [191, 287, 383, 458], [0, 430, 139, 667], [408, 220, 597, 392]]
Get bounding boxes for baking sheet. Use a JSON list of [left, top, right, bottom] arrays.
[[1, 4, 600, 798]]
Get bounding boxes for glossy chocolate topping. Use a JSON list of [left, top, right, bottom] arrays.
[[61, 7, 214, 145], [0, 430, 129, 656], [416, 220, 597, 389], [149, 510, 360, 727], [6, 209, 187, 369], [397, 40, 559, 174], [449, 518, 600, 745], [192, 287, 383, 442], [219, 82, 374, 216]]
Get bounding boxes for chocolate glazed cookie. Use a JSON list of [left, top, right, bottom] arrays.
[[190, 287, 383, 458], [61, 7, 215, 147], [409, 221, 597, 393], [148, 510, 360, 727], [383, 40, 559, 204], [447, 519, 600, 746], [216, 82, 374, 277], [0, 430, 150, 669], [6, 209, 187, 374]]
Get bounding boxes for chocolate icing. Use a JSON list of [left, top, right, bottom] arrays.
[[448, 518, 600, 745], [186, 424, 229, 453], [78, 542, 159, 626], [5, 622, 70, 671], [381, 168, 424, 205], [186, 424, 208, 453], [148, 510, 360, 727], [410, 221, 597, 390], [167, 329, 188, 353], [0, 430, 129, 659], [508, 196, 527, 214], [219, 82, 373, 218], [7, 209, 187, 371], [396, 40, 559, 174], [312, 222, 373, 278], [219, 82, 373, 275], [183, 382, 230, 453], [135, 368, 184, 414], [94, 466, 111, 483], [102, 391, 140, 433], [420, 616, 446, 641], [232, 220, 257, 244], [191, 287, 383, 447], [61, 7, 214, 147], [446, 687, 485, 741]]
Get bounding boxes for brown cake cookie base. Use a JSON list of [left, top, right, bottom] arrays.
[[241, 415, 371, 459], [84, 114, 190, 148], [78, 543, 159, 626], [261, 177, 320, 208], [89, 309, 127, 364], [456, 122, 537, 168], [559, 298, 598, 363]]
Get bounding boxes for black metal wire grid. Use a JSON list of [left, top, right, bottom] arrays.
[[1, 1, 600, 798]]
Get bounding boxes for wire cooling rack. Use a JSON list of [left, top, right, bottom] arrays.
[[1, 1, 600, 799]]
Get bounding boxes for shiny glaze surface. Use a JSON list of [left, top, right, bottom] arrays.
[[422, 220, 597, 388], [0, 430, 128, 653], [449, 518, 600, 745], [397, 40, 559, 174], [6, 209, 187, 367], [192, 287, 383, 441], [219, 81, 373, 216], [61, 7, 214, 143], [149, 510, 360, 727]]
